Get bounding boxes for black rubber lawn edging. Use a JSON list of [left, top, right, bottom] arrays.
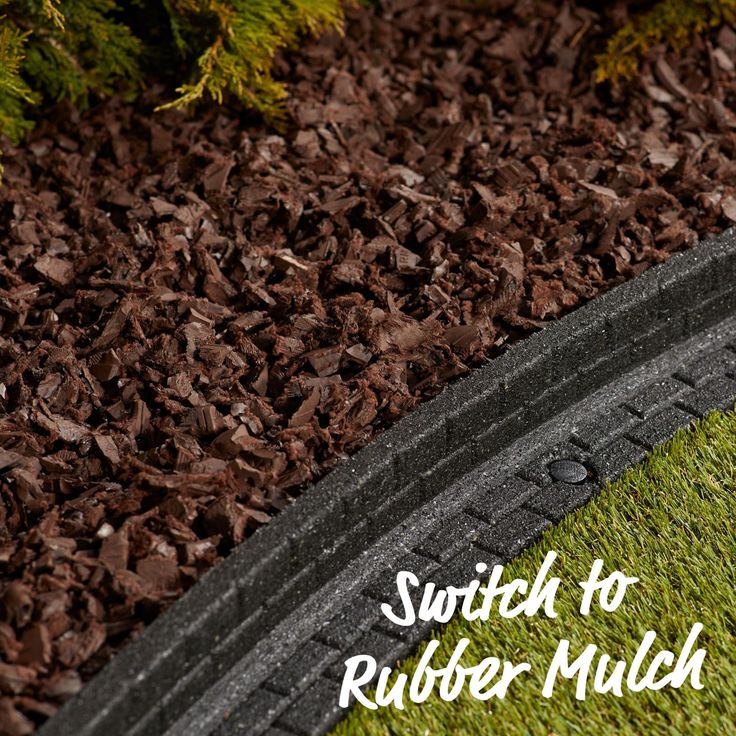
[[39, 230, 736, 736]]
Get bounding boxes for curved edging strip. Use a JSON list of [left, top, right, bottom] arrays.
[[197, 308, 736, 736], [39, 230, 736, 736]]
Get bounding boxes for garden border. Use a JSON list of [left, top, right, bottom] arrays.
[[39, 229, 736, 736]]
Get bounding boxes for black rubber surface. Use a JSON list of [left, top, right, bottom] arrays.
[[39, 230, 736, 736]]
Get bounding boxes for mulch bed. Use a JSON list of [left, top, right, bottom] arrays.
[[1, 0, 735, 732]]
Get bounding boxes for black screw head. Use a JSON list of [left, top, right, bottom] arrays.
[[549, 459, 588, 484]]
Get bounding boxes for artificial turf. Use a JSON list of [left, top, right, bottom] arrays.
[[333, 409, 736, 736]]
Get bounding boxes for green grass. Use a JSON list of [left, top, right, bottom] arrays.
[[334, 409, 736, 736]]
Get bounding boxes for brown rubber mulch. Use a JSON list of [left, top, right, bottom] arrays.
[[1, 1, 736, 732]]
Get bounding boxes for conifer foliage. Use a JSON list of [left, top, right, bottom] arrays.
[[0, 16, 36, 143], [0, 0, 348, 143], [0, 1, 735, 147], [596, 0, 736, 83], [0, 0, 142, 143]]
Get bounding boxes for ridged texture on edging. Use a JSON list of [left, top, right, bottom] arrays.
[[216, 316, 736, 736], [39, 229, 736, 736]]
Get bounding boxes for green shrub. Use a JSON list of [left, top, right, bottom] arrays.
[[0, 1, 734, 153], [0, 0, 349, 145], [596, 0, 736, 83]]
